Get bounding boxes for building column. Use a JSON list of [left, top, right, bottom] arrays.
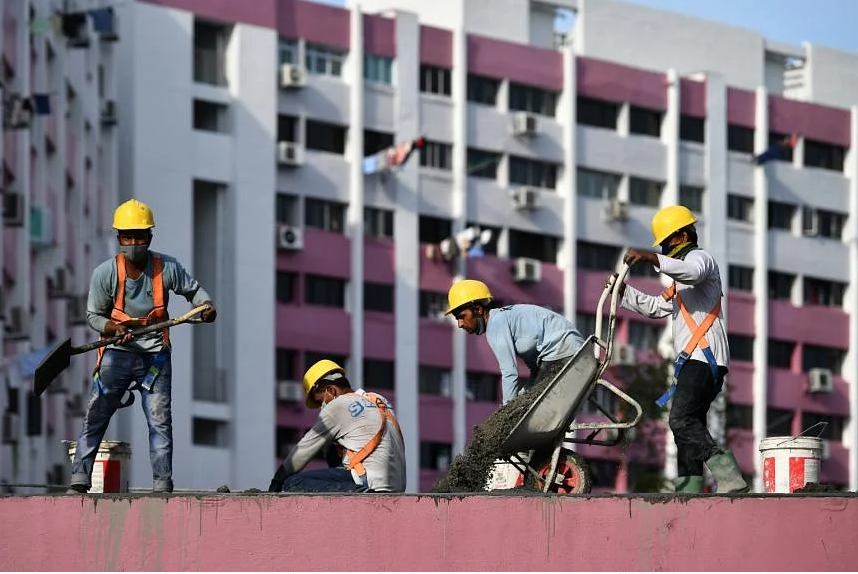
[[348, 4, 365, 385], [560, 45, 577, 321], [847, 106, 858, 491]]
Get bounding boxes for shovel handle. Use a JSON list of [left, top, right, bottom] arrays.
[[71, 305, 210, 355]]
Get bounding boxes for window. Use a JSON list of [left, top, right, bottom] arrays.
[[419, 290, 448, 319], [420, 442, 453, 469], [276, 193, 298, 225], [629, 106, 662, 137], [364, 359, 395, 390], [679, 115, 705, 143], [768, 201, 795, 231], [628, 260, 659, 278], [193, 20, 228, 86], [509, 83, 557, 117], [418, 215, 452, 244], [801, 412, 844, 441], [364, 207, 394, 239], [728, 334, 754, 362], [728, 266, 754, 292], [305, 43, 344, 77], [305, 352, 347, 373], [576, 313, 596, 339], [768, 132, 793, 163], [466, 148, 501, 179], [306, 120, 347, 154], [278, 38, 297, 65], [277, 115, 298, 143], [802, 344, 845, 375], [766, 408, 794, 437], [193, 100, 227, 132], [680, 185, 704, 213], [466, 222, 500, 255], [577, 241, 620, 271], [364, 54, 394, 85], [420, 65, 451, 96], [509, 229, 559, 263], [466, 371, 500, 402], [276, 271, 297, 304], [364, 282, 394, 313], [768, 271, 794, 300], [804, 207, 847, 240], [193, 418, 229, 447], [275, 348, 297, 380], [727, 194, 753, 223], [364, 129, 394, 156], [628, 321, 661, 350], [508, 156, 558, 189], [420, 141, 452, 170], [767, 339, 795, 369], [804, 277, 845, 307], [629, 177, 663, 207], [305, 198, 345, 232], [727, 125, 754, 154], [726, 403, 753, 430], [304, 275, 346, 308], [804, 139, 845, 172], [467, 74, 500, 106], [576, 168, 621, 199], [419, 366, 451, 396], [577, 97, 618, 130]]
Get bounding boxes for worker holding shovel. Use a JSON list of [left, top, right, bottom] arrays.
[[67, 199, 217, 494], [615, 204, 748, 494]]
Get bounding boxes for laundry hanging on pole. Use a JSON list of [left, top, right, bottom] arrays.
[[362, 137, 425, 175]]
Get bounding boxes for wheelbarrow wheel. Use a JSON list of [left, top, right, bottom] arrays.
[[536, 451, 592, 494]]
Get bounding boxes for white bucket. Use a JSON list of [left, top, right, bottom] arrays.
[[64, 440, 131, 493], [759, 436, 823, 493]]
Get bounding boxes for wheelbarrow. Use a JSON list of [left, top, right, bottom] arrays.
[[490, 262, 643, 494]]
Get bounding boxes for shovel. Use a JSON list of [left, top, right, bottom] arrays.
[[32, 305, 209, 397]]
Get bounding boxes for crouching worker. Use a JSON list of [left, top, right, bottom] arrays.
[[268, 359, 407, 493]]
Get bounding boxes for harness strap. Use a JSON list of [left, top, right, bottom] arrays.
[[345, 393, 403, 478]]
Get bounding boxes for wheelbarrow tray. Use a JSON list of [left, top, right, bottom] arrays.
[[499, 336, 601, 456]]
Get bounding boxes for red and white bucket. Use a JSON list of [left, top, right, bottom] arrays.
[[759, 436, 823, 493], [64, 440, 131, 493]]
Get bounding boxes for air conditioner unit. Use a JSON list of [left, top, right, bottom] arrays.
[[276, 224, 304, 251], [513, 257, 542, 283], [614, 344, 637, 366], [277, 380, 304, 402], [29, 205, 53, 248], [511, 111, 538, 137], [49, 267, 73, 299], [101, 99, 117, 126], [278, 141, 306, 167], [280, 64, 308, 89], [1, 412, 20, 445], [2, 191, 25, 227], [4, 306, 30, 341], [808, 368, 833, 394], [511, 187, 540, 211], [2, 94, 32, 130], [605, 199, 629, 222], [68, 294, 88, 325]]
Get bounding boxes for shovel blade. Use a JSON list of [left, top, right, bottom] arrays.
[[33, 339, 73, 397]]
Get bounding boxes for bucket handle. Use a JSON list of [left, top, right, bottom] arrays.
[[772, 421, 828, 448]]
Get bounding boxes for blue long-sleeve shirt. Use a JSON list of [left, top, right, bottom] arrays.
[[485, 304, 586, 403]]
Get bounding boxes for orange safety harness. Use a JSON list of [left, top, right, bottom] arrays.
[[344, 392, 404, 480]]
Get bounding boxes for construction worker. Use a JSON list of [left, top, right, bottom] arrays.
[[68, 199, 217, 494], [617, 204, 749, 494], [268, 359, 406, 493], [445, 279, 586, 404]]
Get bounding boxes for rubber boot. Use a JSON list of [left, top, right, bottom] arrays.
[[674, 475, 704, 494], [705, 450, 750, 494]]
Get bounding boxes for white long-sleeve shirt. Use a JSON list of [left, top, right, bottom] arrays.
[[621, 249, 730, 368], [281, 389, 406, 492]]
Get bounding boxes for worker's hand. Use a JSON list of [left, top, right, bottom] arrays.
[[268, 465, 287, 493], [200, 302, 217, 323], [623, 248, 659, 267], [105, 321, 134, 345]]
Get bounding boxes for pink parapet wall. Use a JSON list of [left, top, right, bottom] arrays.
[[2, 495, 858, 571]]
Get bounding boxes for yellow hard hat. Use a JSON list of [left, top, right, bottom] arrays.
[[113, 199, 155, 230], [303, 359, 346, 409], [445, 279, 493, 315], [650, 205, 697, 247]]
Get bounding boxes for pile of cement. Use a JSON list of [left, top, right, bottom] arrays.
[[793, 482, 842, 493], [432, 374, 558, 493]]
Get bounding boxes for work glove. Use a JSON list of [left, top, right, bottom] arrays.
[[268, 465, 287, 493]]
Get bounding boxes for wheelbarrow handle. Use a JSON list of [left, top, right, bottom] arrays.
[[71, 305, 209, 355], [595, 262, 632, 345]]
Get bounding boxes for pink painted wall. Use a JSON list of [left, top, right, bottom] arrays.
[[420, 26, 452, 67], [3, 495, 858, 571], [769, 94, 851, 147], [726, 293, 755, 335], [278, 0, 350, 49], [727, 87, 756, 128], [680, 77, 706, 117], [364, 237, 395, 283], [363, 14, 395, 57], [467, 34, 563, 91], [577, 57, 666, 110], [2, 5, 16, 73], [769, 299, 848, 350]]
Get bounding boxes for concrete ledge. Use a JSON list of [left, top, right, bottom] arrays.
[[1, 493, 856, 570]]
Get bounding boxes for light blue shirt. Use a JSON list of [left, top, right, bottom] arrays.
[[87, 251, 212, 353], [485, 304, 586, 403]]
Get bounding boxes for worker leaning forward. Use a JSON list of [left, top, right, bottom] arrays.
[[445, 279, 586, 404], [618, 204, 749, 494], [268, 359, 407, 493], [68, 199, 217, 494]]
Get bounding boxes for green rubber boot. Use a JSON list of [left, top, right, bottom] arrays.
[[674, 475, 704, 494], [705, 450, 750, 494]]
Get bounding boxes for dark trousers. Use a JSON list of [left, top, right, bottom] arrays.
[[281, 468, 363, 493], [668, 360, 728, 476]]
